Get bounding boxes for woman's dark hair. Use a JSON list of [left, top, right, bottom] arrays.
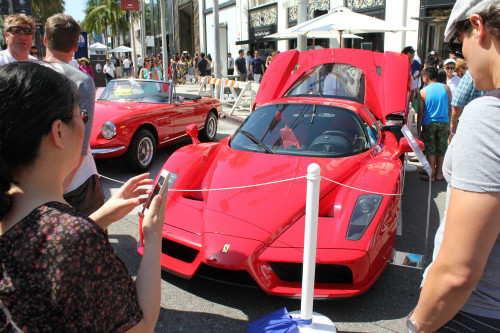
[[0, 61, 80, 219], [437, 68, 447, 84]]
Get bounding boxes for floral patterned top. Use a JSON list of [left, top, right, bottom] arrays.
[[0, 202, 142, 332]]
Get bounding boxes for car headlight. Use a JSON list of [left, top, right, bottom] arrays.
[[346, 194, 382, 241], [101, 121, 117, 139]]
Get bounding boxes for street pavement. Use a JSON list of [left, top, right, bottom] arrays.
[[95, 82, 448, 332]]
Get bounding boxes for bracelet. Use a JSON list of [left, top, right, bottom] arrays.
[[406, 312, 421, 333]]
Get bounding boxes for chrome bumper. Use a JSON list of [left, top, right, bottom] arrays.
[[91, 146, 126, 155]]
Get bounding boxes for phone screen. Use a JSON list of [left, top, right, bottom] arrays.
[[145, 174, 166, 209]]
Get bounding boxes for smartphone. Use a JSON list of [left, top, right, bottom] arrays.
[[144, 170, 172, 214]]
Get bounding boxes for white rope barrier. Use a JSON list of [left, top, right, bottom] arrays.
[[99, 173, 403, 196]]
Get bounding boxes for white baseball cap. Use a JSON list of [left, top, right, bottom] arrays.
[[443, 58, 456, 67], [444, 0, 498, 42]]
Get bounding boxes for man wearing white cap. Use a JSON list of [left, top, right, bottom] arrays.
[[443, 58, 461, 97], [408, 1, 500, 332]]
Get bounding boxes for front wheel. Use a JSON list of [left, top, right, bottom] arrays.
[[125, 129, 156, 172], [200, 112, 218, 142]]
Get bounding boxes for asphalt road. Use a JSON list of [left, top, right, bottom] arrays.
[[98, 118, 448, 333]]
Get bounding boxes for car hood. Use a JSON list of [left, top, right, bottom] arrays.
[[172, 143, 361, 245], [93, 100, 162, 127]]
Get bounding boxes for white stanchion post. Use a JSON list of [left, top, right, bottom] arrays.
[[289, 163, 337, 332], [301, 163, 321, 320]]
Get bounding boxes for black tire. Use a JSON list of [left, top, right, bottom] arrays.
[[199, 112, 218, 142], [125, 129, 156, 172]]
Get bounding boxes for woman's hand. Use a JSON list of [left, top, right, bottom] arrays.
[[90, 173, 153, 230], [138, 189, 167, 243]]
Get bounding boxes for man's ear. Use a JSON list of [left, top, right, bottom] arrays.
[[43, 35, 47, 46], [72, 42, 78, 53], [470, 14, 487, 43]]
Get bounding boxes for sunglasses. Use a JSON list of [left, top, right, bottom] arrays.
[[448, 31, 464, 59], [30, 52, 37, 56], [80, 109, 88, 124], [7, 26, 34, 35], [445, 66, 455, 70]]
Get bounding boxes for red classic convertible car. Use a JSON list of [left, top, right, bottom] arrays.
[[139, 48, 419, 298], [90, 79, 222, 171]]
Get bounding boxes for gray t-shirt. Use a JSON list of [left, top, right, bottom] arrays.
[[432, 90, 500, 319], [43, 62, 98, 192]]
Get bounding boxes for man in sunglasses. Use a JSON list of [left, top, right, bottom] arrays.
[[0, 14, 37, 66], [42, 13, 104, 216]]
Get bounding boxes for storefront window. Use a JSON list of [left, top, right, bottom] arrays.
[[249, 0, 276, 9], [345, 0, 385, 10]]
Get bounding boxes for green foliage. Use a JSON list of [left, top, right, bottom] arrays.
[[82, 0, 134, 46]]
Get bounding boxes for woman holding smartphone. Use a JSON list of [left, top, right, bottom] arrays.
[[0, 62, 166, 332]]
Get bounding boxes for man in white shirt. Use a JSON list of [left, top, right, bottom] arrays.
[[103, 58, 115, 85], [43, 13, 104, 215], [0, 14, 38, 66], [123, 55, 131, 77], [443, 58, 461, 97], [137, 54, 144, 76], [227, 53, 234, 75]]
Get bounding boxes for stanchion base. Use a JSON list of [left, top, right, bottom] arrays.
[[289, 310, 338, 332]]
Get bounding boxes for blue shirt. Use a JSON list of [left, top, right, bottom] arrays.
[[251, 57, 265, 75], [423, 82, 449, 125], [451, 71, 488, 108]]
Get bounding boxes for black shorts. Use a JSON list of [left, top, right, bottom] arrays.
[[64, 174, 104, 216]]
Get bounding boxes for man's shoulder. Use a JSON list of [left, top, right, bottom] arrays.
[[43, 62, 94, 91]]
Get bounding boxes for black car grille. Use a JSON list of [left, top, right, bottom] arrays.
[[162, 238, 199, 263], [197, 263, 260, 288], [268, 262, 353, 284]]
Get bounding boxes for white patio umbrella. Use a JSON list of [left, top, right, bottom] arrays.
[[108, 45, 133, 53], [264, 30, 362, 48], [88, 42, 108, 51], [287, 6, 414, 47]]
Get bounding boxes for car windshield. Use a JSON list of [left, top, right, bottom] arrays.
[[98, 80, 171, 103], [230, 103, 374, 157], [284, 63, 365, 103]]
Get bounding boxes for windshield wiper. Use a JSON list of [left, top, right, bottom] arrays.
[[239, 130, 273, 154]]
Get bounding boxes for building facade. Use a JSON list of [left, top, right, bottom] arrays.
[[129, 0, 456, 73]]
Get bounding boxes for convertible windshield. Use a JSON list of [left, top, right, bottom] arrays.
[[98, 80, 171, 103], [285, 63, 365, 103], [230, 103, 375, 157]]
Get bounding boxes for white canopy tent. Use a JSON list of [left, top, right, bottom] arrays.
[[108, 45, 133, 53], [88, 42, 108, 51]]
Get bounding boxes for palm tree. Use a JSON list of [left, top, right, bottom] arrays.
[[32, 0, 64, 23], [82, 0, 130, 48]]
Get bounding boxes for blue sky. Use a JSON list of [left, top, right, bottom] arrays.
[[64, 1, 86, 22]]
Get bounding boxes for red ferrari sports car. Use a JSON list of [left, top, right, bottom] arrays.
[[90, 79, 222, 172], [138, 48, 419, 298]]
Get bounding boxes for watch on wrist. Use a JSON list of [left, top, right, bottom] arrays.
[[406, 312, 421, 333]]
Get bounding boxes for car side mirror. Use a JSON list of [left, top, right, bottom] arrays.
[[186, 123, 200, 144], [178, 96, 185, 104], [392, 137, 424, 159]]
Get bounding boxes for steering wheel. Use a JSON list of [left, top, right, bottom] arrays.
[[321, 130, 352, 143], [310, 130, 352, 154]]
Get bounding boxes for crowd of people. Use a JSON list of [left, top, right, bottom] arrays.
[[1, 0, 499, 331]]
